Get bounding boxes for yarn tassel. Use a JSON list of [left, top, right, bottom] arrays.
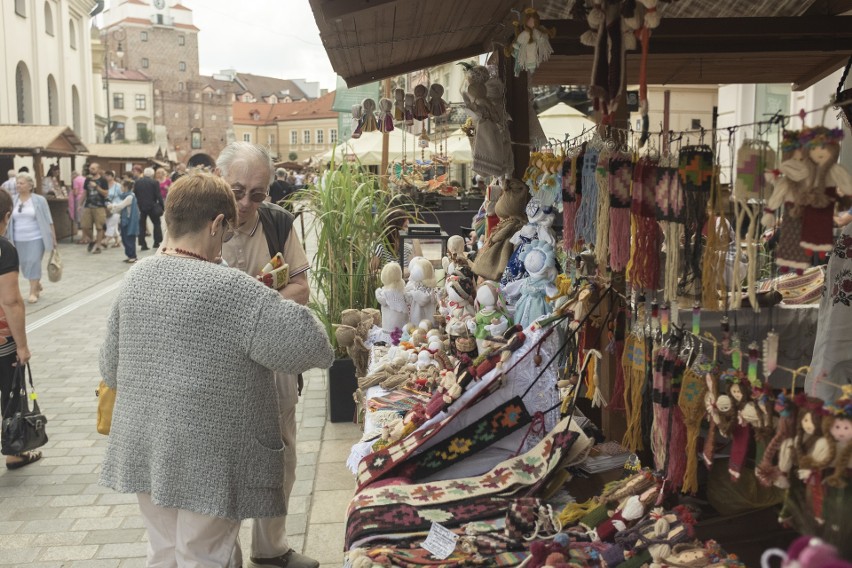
[[701, 171, 727, 310], [663, 222, 682, 302], [563, 198, 580, 251], [651, 349, 669, 471], [575, 149, 600, 246], [609, 208, 631, 271], [727, 422, 751, 481], [622, 333, 646, 452], [595, 153, 611, 269], [559, 498, 598, 525], [666, 406, 687, 491]]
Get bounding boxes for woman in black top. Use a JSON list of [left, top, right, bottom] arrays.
[[0, 189, 36, 469]]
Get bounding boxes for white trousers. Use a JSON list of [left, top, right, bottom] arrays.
[[231, 373, 299, 564], [137, 493, 240, 568]]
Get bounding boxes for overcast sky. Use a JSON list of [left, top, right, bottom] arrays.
[[177, 1, 338, 89]]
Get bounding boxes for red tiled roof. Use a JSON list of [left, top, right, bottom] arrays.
[[282, 91, 337, 121], [232, 92, 337, 125], [172, 3, 192, 11], [105, 68, 152, 81]]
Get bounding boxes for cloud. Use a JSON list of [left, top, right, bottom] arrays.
[[181, 0, 337, 89]]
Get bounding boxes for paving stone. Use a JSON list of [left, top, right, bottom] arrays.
[[72, 517, 124, 531], [308, 490, 353, 525], [322, 421, 362, 441], [30, 530, 88, 546], [288, 495, 310, 515], [0, 532, 35, 549], [302, 522, 346, 565], [82, 528, 146, 545], [314, 462, 357, 491], [58, 504, 113, 519], [0, 547, 40, 565], [296, 440, 322, 453], [97, 493, 139, 505], [48, 494, 99, 507], [290, 479, 314, 497], [118, 558, 148, 568], [318, 438, 357, 463], [298, 426, 323, 441], [109, 503, 142, 517], [301, 415, 326, 428], [21, 518, 76, 533], [96, 542, 149, 559], [9, 506, 62, 521], [69, 560, 121, 568], [0, 521, 22, 535], [38, 543, 99, 561]]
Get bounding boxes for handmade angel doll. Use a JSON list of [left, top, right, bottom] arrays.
[[404, 92, 415, 126], [406, 257, 438, 326], [509, 7, 555, 76], [460, 63, 514, 179], [375, 262, 409, 333], [393, 88, 405, 122], [351, 104, 364, 139], [412, 84, 430, 121], [512, 241, 558, 329], [469, 280, 511, 352], [441, 235, 470, 277], [360, 98, 378, 133], [500, 212, 538, 287], [427, 83, 448, 117], [377, 97, 394, 133], [442, 275, 476, 325], [798, 127, 852, 257]]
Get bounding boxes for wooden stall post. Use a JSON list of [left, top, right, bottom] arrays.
[[500, 52, 530, 180]]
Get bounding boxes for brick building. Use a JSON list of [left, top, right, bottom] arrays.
[[100, 0, 234, 164]]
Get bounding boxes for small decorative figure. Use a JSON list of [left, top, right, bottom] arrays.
[[393, 88, 405, 122], [404, 92, 415, 126], [470, 280, 511, 353], [508, 7, 555, 76], [427, 83, 448, 117], [351, 104, 364, 139], [360, 98, 378, 132], [512, 241, 558, 329], [375, 262, 408, 333], [412, 84, 430, 121], [406, 257, 438, 326], [377, 97, 394, 133]]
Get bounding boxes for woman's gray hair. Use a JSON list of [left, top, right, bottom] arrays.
[[216, 142, 274, 185], [15, 172, 35, 188], [143, 167, 155, 177]]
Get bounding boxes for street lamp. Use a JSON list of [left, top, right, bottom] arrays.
[[104, 28, 125, 143]]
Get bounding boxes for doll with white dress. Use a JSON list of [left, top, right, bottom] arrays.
[[509, 8, 555, 76], [406, 257, 438, 327], [375, 262, 409, 333]]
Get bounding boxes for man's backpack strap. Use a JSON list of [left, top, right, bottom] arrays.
[[257, 202, 294, 258]]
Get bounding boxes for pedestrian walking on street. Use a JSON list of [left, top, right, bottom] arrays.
[[155, 167, 172, 201], [104, 170, 123, 248], [134, 167, 164, 250], [98, 172, 333, 568], [81, 163, 109, 253], [0, 189, 37, 469], [218, 142, 319, 568], [6, 173, 56, 304], [69, 170, 85, 237], [109, 179, 140, 263]]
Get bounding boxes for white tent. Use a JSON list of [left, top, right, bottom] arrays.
[[537, 103, 596, 144], [318, 129, 430, 166]]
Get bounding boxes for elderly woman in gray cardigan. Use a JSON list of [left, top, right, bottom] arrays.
[[6, 173, 56, 304], [98, 173, 333, 567]]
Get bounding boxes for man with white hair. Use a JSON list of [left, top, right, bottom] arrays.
[[217, 142, 316, 568], [133, 167, 164, 250]]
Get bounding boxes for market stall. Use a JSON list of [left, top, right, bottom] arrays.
[[309, 1, 852, 566]]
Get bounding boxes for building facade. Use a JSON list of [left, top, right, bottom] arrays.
[[232, 92, 337, 162], [103, 69, 155, 143], [100, 0, 233, 163], [0, 0, 97, 141]]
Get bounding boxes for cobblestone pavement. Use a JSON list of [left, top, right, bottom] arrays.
[[0, 228, 360, 567]]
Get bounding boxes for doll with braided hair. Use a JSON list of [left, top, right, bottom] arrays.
[[508, 7, 555, 76]]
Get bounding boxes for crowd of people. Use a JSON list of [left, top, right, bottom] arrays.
[[0, 144, 332, 568]]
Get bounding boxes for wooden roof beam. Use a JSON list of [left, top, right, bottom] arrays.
[[341, 42, 489, 87], [546, 16, 852, 56], [320, 0, 401, 21]]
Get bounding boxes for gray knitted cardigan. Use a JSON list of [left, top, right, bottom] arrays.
[[98, 256, 334, 521]]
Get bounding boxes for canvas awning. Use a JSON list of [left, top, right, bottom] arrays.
[[0, 125, 88, 156], [537, 103, 596, 143], [309, 0, 852, 89], [85, 143, 162, 160]]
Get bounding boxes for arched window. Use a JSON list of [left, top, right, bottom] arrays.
[[69, 19, 77, 49], [15, 62, 32, 124], [47, 75, 59, 125], [72, 85, 81, 133], [44, 2, 54, 36]]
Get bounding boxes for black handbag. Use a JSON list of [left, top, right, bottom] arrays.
[[1, 364, 48, 455]]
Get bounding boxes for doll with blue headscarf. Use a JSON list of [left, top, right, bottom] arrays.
[[512, 241, 558, 329]]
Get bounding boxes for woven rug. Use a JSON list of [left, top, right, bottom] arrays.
[[346, 416, 579, 549]]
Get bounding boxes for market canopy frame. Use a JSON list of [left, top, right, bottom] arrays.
[[309, 0, 852, 89]]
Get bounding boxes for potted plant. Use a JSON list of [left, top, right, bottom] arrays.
[[303, 159, 408, 421]]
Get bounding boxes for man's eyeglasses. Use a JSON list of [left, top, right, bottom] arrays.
[[232, 189, 268, 203]]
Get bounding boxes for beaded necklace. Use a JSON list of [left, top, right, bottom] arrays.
[[161, 248, 209, 262]]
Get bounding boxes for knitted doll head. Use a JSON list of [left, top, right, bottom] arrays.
[[362, 308, 381, 327], [380, 262, 404, 291]]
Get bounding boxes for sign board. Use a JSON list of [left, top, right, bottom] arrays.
[[331, 76, 380, 113]]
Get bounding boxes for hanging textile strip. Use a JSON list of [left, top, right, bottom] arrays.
[[405, 397, 532, 481], [678, 362, 708, 494], [562, 148, 584, 252], [622, 330, 647, 452], [627, 157, 661, 290], [665, 356, 688, 491], [701, 168, 727, 310], [575, 147, 600, 247], [655, 153, 685, 302], [608, 154, 634, 272], [678, 145, 714, 294], [651, 346, 674, 472], [595, 150, 612, 269], [345, 418, 579, 548]]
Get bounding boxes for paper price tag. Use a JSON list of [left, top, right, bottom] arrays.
[[421, 522, 458, 560]]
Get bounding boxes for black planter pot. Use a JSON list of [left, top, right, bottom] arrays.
[[327, 357, 357, 423]]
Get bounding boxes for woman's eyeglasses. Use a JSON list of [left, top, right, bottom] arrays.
[[232, 189, 268, 203]]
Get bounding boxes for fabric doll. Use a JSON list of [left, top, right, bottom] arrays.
[[377, 97, 394, 133], [441, 235, 471, 277], [427, 83, 448, 117], [335, 325, 369, 378], [500, 211, 537, 287], [484, 180, 503, 237], [472, 178, 529, 281], [360, 98, 378, 133], [393, 88, 405, 122], [512, 241, 557, 329], [757, 392, 798, 489], [508, 7, 555, 76], [406, 257, 438, 327], [351, 104, 364, 139], [469, 280, 511, 353], [442, 274, 476, 325], [447, 318, 477, 361], [403, 92, 415, 125], [798, 127, 852, 257], [825, 401, 852, 488], [460, 63, 513, 179], [375, 262, 408, 332], [726, 375, 754, 481], [412, 84, 430, 121]]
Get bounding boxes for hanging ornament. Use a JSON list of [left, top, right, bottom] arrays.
[[660, 303, 670, 335], [763, 331, 779, 379], [393, 88, 405, 123], [651, 300, 660, 333], [412, 84, 430, 121], [508, 7, 555, 76], [427, 83, 448, 117], [350, 104, 364, 139], [747, 342, 760, 387], [720, 316, 731, 353], [691, 302, 701, 336], [730, 336, 742, 371], [360, 98, 378, 133]]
